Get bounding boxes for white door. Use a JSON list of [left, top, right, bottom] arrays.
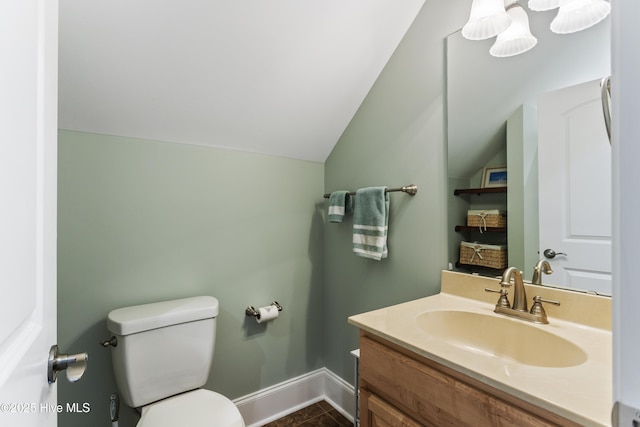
[[0, 1, 59, 426], [612, 0, 640, 422], [537, 79, 612, 294]]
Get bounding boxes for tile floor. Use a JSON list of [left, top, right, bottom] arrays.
[[262, 400, 353, 427]]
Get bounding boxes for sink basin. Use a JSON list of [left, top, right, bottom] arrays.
[[415, 310, 587, 368]]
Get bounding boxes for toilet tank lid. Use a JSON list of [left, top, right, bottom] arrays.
[[107, 296, 219, 336]]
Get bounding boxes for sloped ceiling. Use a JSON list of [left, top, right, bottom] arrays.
[[58, 0, 425, 162]]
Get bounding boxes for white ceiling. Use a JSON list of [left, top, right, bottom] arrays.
[[58, 0, 425, 162]]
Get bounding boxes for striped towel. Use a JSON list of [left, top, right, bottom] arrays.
[[328, 191, 353, 223], [352, 187, 389, 260]]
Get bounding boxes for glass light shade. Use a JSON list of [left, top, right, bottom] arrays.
[[490, 5, 538, 57], [550, 0, 611, 34], [462, 0, 512, 40], [528, 0, 560, 11]]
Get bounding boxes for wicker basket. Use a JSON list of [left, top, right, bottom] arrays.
[[467, 209, 506, 231], [459, 241, 507, 269]]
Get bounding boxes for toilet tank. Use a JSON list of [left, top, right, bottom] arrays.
[[106, 296, 219, 408]]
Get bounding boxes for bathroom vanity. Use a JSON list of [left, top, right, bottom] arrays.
[[348, 271, 612, 427]]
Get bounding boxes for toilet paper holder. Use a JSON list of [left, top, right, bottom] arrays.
[[245, 301, 283, 318], [47, 345, 89, 384]]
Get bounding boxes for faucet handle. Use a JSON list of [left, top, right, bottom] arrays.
[[529, 295, 561, 323], [532, 295, 561, 306], [485, 287, 510, 308]]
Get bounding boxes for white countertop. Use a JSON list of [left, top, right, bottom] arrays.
[[348, 271, 612, 427]]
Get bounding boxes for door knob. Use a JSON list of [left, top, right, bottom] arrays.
[[47, 345, 88, 384], [543, 249, 567, 259]]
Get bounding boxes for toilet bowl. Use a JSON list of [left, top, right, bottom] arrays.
[[106, 296, 245, 427], [137, 389, 243, 427]]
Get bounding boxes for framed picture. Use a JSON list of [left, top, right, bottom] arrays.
[[481, 166, 507, 188]]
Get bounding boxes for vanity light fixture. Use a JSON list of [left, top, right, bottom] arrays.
[[461, 0, 513, 40], [489, 3, 537, 57], [462, 0, 610, 57], [550, 0, 611, 34], [527, 0, 559, 11]]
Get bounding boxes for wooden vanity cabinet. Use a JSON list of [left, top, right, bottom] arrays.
[[358, 332, 582, 427]]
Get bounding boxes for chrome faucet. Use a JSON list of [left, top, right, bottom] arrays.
[[531, 259, 553, 285], [485, 266, 561, 324]]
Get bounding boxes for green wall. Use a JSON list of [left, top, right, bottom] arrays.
[[57, 2, 471, 425], [507, 104, 540, 275], [322, 1, 467, 381], [57, 130, 324, 426]]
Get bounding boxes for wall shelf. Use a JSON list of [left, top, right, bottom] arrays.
[[455, 225, 506, 233], [453, 187, 508, 274], [453, 187, 507, 196], [455, 261, 505, 275]]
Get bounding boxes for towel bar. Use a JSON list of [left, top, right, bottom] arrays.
[[323, 184, 417, 199]]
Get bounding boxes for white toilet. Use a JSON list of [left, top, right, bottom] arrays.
[[106, 296, 245, 427]]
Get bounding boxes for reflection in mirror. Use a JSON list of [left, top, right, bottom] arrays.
[[446, 9, 610, 293], [537, 79, 612, 294]]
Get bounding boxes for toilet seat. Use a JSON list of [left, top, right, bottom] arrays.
[[137, 389, 245, 427]]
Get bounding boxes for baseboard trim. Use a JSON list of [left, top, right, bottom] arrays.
[[233, 368, 355, 427], [323, 368, 356, 422]]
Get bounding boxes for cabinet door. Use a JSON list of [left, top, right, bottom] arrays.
[[360, 389, 424, 427], [359, 335, 576, 426]]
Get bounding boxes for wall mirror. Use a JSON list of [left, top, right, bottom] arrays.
[[446, 8, 611, 294]]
